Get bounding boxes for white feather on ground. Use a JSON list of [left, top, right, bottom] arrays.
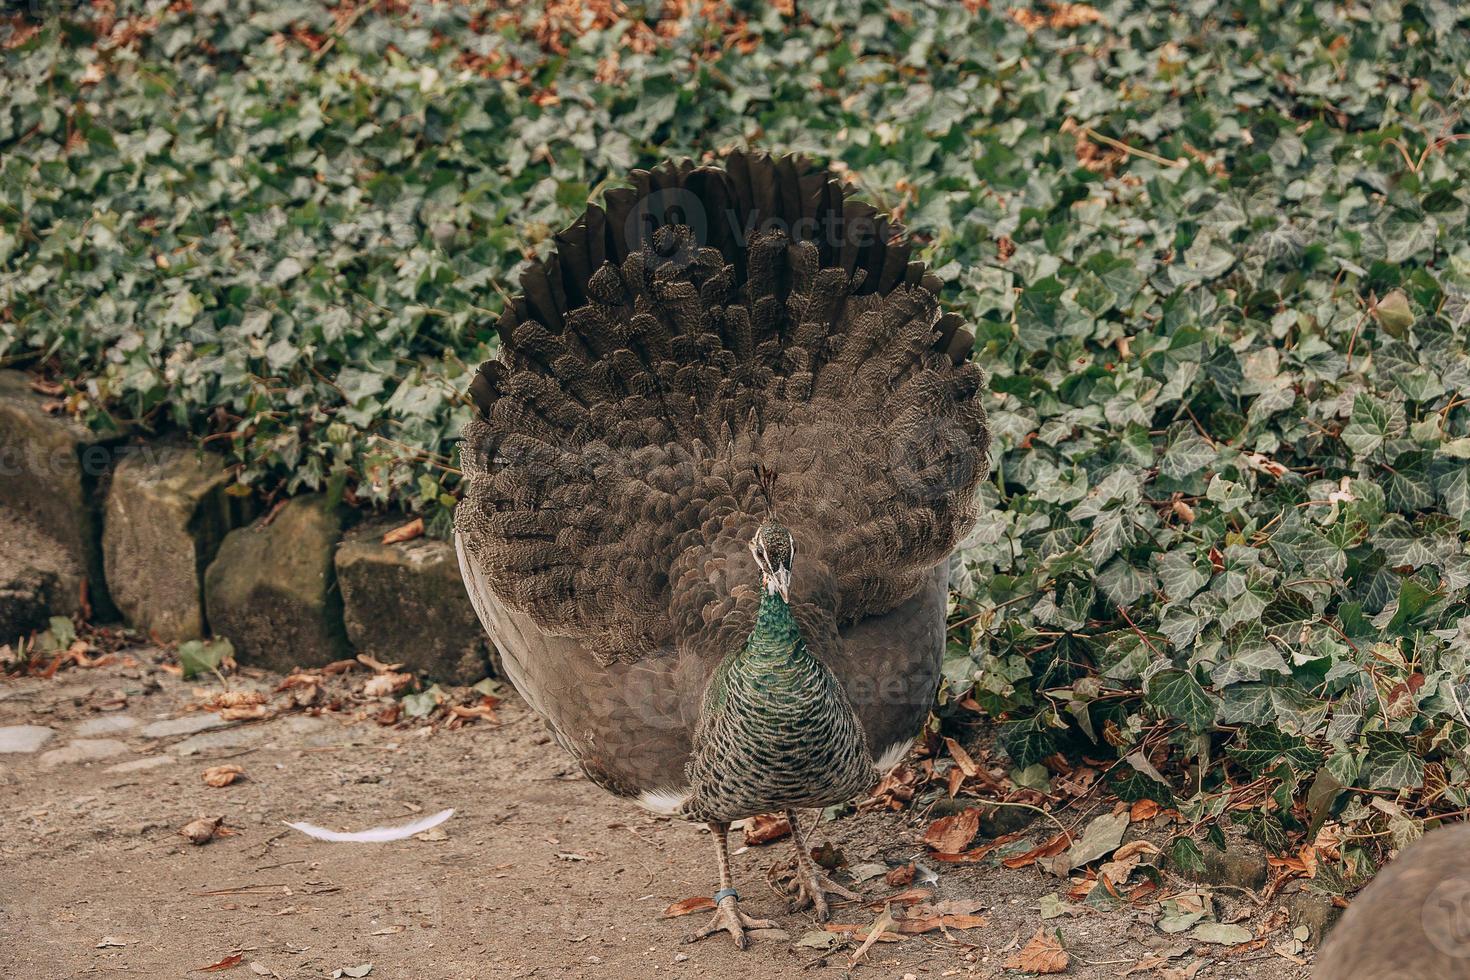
[[283, 808, 454, 843]]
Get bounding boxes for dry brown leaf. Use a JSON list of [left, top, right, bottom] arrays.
[[362, 672, 413, 698], [913, 898, 987, 917], [1159, 960, 1205, 980], [180, 816, 225, 845], [864, 763, 917, 810], [201, 690, 265, 710], [197, 953, 244, 972], [896, 912, 990, 934], [944, 736, 979, 777], [356, 653, 403, 673], [922, 807, 980, 854], [931, 840, 1004, 864], [1005, 927, 1069, 973], [850, 909, 895, 963], [202, 765, 244, 788], [1100, 839, 1160, 883], [275, 671, 324, 691], [219, 704, 270, 721], [1113, 840, 1160, 860], [823, 923, 901, 942], [742, 812, 791, 846], [1001, 830, 1074, 869], [662, 896, 715, 918], [875, 887, 933, 907], [1129, 799, 1162, 821], [884, 863, 915, 887], [448, 698, 501, 724], [381, 518, 425, 545]]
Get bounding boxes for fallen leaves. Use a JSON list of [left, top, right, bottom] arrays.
[[877, 886, 934, 908], [849, 908, 895, 963], [1188, 921, 1253, 945], [178, 638, 236, 679], [362, 672, 414, 699], [180, 815, 227, 845], [895, 909, 990, 934], [1057, 809, 1130, 872], [381, 517, 424, 544], [200, 689, 269, 721], [356, 653, 402, 673], [447, 696, 501, 725], [1005, 927, 1069, 974], [863, 762, 918, 811], [662, 896, 715, 918], [921, 807, 981, 855], [1010, 2, 1104, 33], [1099, 839, 1161, 884], [197, 953, 244, 972], [1130, 799, 1163, 822], [201, 765, 244, 787], [274, 670, 324, 708], [741, 812, 791, 846], [1001, 830, 1073, 869]]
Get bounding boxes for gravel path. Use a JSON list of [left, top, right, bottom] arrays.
[[0, 656, 1315, 979]]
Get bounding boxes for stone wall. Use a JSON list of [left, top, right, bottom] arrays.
[[0, 371, 123, 618], [0, 370, 495, 683]]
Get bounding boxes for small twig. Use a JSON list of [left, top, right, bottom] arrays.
[[1344, 308, 1370, 370], [1116, 603, 1164, 657], [978, 798, 1071, 841], [311, 3, 372, 62], [1076, 125, 1187, 169]]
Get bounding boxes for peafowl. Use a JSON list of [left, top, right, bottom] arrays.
[[1313, 822, 1470, 979], [455, 153, 990, 947]]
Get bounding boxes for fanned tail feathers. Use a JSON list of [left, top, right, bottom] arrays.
[[456, 152, 990, 664]]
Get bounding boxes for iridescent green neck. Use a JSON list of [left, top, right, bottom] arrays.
[[740, 589, 804, 663]]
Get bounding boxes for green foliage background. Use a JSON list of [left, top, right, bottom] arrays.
[[6, 0, 1470, 874]]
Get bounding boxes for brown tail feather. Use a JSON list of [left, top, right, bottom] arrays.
[[458, 152, 990, 665]]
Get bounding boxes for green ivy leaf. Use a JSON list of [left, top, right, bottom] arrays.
[[1146, 670, 1218, 733]]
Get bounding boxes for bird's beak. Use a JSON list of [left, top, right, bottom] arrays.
[[770, 566, 791, 602]]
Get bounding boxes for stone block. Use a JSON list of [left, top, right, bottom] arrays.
[[336, 520, 497, 683], [103, 443, 255, 641], [1178, 839, 1269, 891], [203, 495, 348, 671], [39, 737, 131, 767], [0, 725, 56, 753], [139, 714, 225, 739], [1284, 888, 1343, 945], [0, 508, 84, 640], [0, 370, 123, 616]]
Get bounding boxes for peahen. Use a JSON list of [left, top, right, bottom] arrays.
[[1313, 822, 1470, 979], [455, 152, 990, 946]]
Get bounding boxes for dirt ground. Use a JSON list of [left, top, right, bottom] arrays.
[[0, 653, 1317, 980]]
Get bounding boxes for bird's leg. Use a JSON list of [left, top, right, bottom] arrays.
[[685, 821, 778, 949], [784, 808, 860, 922]]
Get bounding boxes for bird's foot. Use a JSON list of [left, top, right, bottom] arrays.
[[684, 895, 778, 950], [787, 865, 860, 922]]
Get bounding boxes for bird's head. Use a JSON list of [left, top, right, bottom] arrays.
[[749, 521, 795, 603]]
